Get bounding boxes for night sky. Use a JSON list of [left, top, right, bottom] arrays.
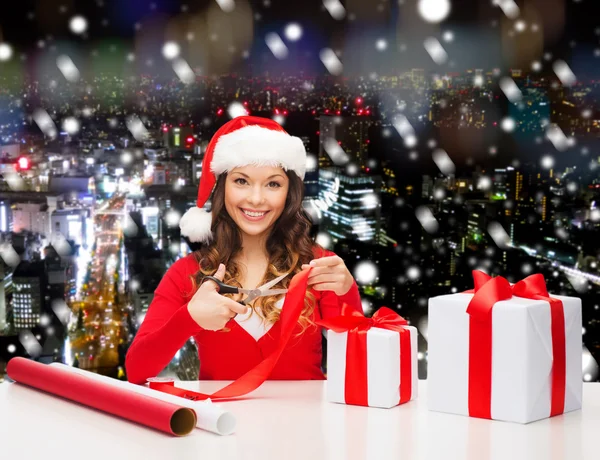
[[1, 0, 600, 77]]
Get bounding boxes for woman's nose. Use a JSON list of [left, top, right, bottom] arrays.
[[248, 186, 265, 204]]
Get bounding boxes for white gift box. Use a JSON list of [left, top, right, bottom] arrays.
[[326, 326, 419, 409], [427, 292, 582, 423]]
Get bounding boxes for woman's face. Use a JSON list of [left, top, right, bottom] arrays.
[[224, 165, 290, 240]]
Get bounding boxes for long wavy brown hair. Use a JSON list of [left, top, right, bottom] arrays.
[[187, 168, 321, 331]]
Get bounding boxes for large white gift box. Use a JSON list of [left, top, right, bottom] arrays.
[[427, 275, 582, 424]]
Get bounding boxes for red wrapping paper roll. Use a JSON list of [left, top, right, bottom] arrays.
[[6, 357, 196, 436]]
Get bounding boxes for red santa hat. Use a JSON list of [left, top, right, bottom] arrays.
[[179, 115, 307, 243]]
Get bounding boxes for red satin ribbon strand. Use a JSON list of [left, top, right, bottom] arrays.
[[344, 329, 369, 406], [316, 305, 412, 407], [465, 270, 567, 419], [149, 269, 311, 401], [399, 328, 412, 404]]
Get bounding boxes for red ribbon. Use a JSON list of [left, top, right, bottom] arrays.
[[464, 270, 566, 419], [149, 268, 311, 401], [316, 304, 412, 407]]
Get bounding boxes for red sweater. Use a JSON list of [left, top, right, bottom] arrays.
[[125, 248, 363, 384]]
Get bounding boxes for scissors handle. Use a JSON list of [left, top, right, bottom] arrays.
[[201, 276, 239, 295]]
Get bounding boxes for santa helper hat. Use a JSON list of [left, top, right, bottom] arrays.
[[179, 116, 307, 243]]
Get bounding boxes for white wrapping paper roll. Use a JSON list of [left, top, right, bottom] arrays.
[[49, 363, 236, 435]]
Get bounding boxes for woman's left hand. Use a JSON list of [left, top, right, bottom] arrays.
[[301, 255, 354, 296]]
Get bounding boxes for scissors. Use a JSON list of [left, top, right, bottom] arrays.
[[201, 271, 290, 317]]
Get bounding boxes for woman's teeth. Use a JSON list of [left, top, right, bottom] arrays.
[[242, 210, 268, 217]]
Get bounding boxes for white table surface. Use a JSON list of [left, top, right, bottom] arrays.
[[1, 379, 598, 460]]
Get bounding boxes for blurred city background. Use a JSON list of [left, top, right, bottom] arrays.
[[0, 0, 599, 382]]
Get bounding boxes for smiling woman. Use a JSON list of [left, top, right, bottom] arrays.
[[125, 116, 363, 384]]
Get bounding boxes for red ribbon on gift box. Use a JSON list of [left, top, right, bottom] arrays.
[[464, 270, 566, 419], [316, 304, 413, 407]]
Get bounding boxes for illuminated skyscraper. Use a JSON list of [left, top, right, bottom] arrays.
[[315, 167, 382, 243], [319, 116, 372, 169]]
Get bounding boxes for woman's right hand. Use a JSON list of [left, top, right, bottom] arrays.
[[187, 263, 248, 331]]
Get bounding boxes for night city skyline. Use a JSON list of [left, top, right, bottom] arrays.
[[0, 0, 599, 384]]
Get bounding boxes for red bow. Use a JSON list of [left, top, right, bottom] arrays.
[[317, 305, 412, 407], [464, 270, 566, 419], [318, 304, 408, 332]]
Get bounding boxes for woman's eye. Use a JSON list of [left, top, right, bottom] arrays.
[[234, 178, 247, 185], [268, 182, 282, 188]]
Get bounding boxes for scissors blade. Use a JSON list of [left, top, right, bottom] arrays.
[[256, 289, 288, 297], [257, 272, 290, 292]]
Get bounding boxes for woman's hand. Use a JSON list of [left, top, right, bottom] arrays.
[[187, 263, 248, 331], [301, 255, 354, 296]]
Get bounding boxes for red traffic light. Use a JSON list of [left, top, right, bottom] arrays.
[[186, 136, 194, 144], [18, 157, 30, 170]]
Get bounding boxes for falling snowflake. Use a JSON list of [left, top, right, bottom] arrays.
[[165, 209, 181, 227], [284, 23, 303, 41], [531, 61, 542, 72], [172, 58, 195, 84], [265, 33, 288, 59], [56, 55, 80, 82], [4, 172, 26, 191], [415, 206, 439, 233], [477, 176, 492, 190], [7, 344, 16, 353], [546, 124, 569, 151], [407, 266, 421, 280], [123, 213, 139, 237], [376, 39, 388, 51], [33, 108, 57, 138], [418, 0, 451, 23], [353, 261, 378, 285], [273, 114, 286, 126], [499, 77, 522, 103], [323, 137, 350, 165], [62, 117, 80, 135], [424, 37, 448, 65], [40, 314, 51, 327], [513, 20, 527, 32], [433, 188, 446, 200], [126, 115, 150, 141], [19, 331, 42, 358], [488, 222, 511, 248], [501, 117, 516, 132], [0, 43, 13, 61], [493, 0, 520, 19], [215, 0, 235, 12], [346, 163, 359, 175], [323, 0, 346, 20], [443, 31, 454, 42], [69, 15, 88, 35], [361, 193, 379, 208], [566, 275, 588, 293], [553, 60, 576, 86], [566, 182, 578, 193], [540, 155, 554, 169], [392, 114, 416, 147], [315, 232, 332, 249], [432, 148, 455, 175], [319, 48, 343, 75], [162, 41, 180, 60], [121, 151, 133, 164], [51, 299, 71, 325]]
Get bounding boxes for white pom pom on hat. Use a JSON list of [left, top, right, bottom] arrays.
[[180, 116, 307, 243]]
